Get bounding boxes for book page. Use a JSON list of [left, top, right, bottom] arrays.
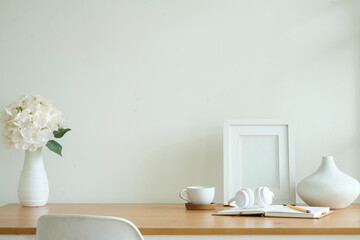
[[214, 205, 282, 216], [265, 206, 330, 218], [214, 205, 330, 218]]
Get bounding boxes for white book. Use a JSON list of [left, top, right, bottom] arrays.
[[213, 205, 331, 219]]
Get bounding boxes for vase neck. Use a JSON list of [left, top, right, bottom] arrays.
[[24, 148, 43, 162], [319, 156, 338, 171]]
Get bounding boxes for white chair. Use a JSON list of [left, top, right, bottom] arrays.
[[36, 214, 144, 240]]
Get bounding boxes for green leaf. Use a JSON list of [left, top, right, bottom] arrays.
[[46, 140, 63, 156], [53, 128, 71, 138], [16, 106, 23, 112]]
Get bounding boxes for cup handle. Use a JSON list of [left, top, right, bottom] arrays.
[[179, 189, 190, 203]]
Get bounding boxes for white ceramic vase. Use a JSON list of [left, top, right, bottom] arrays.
[[18, 148, 49, 207], [297, 156, 360, 209]]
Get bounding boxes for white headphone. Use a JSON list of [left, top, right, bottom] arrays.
[[228, 187, 274, 208]]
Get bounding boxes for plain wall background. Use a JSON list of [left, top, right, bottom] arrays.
[[0, 0, 359, 205]]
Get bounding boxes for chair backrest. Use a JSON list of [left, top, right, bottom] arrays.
[[36, 214, 144, 240]]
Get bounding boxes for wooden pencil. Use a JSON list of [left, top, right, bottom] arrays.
[[286, 204, 312, 213]]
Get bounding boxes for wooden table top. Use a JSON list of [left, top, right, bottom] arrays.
[[0, 203, 359, 235]]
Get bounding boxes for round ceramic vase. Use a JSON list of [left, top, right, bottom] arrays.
[[297, 156, 360, 209], [18, 148, 49, 207]]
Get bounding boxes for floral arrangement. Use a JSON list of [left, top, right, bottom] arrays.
[[0, 95, 70, 156]]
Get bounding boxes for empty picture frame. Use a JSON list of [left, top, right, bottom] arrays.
[[223, 119, 295, 205]]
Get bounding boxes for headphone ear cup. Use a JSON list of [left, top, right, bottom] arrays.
[[235, 189, 250, 208], [255, 187, 265, 207], [255, 187, 274, 208], [243, 188, 255, 207]]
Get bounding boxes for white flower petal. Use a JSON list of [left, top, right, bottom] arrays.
[[0, 95, 65, 150]]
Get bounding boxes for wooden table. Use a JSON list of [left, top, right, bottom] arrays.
[[0, 203, 359, 240]]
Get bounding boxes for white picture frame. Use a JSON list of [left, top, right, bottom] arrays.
[[223, 119, 295, 205]]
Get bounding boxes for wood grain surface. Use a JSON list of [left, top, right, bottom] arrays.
[[0, 203, 359, 235]]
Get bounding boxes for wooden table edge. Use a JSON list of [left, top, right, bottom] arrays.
[[1, 228, 360, 235]]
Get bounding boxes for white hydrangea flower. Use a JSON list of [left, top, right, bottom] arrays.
[[0, 95, 65, 152]]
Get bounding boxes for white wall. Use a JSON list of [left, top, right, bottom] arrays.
[[0, 0, 359, 205]]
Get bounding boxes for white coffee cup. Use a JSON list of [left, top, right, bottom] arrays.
[[179, 186, 215, 205]]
